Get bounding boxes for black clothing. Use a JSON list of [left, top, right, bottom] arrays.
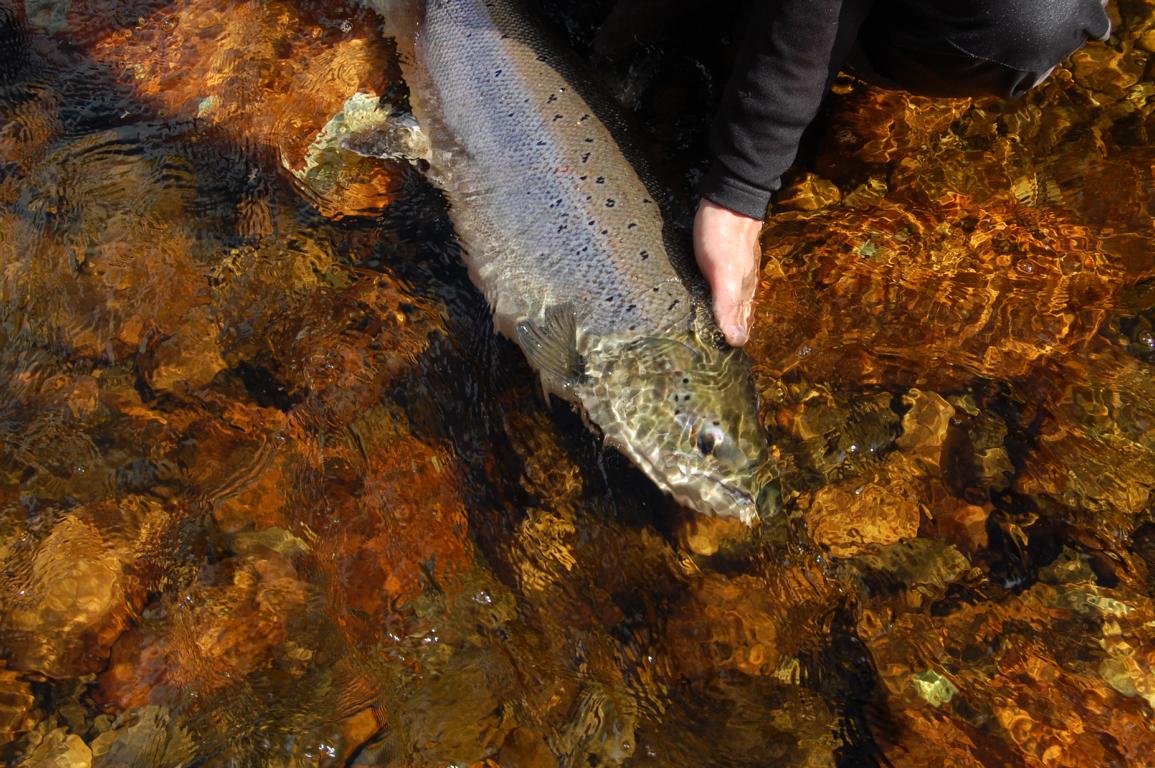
[[688, 0, 1113, 219]]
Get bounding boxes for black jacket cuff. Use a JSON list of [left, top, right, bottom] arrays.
[[697, 163, 775, 220]]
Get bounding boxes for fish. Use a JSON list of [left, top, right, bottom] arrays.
[[363, 0, 778, 523]]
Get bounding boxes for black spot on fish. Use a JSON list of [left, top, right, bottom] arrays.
[[584, 137, 594, 143], [508, 112, 514, 118], [595, 176, 605, 184], [668, 299, 680, 311], [557, 224, 567, 232], [682, 377, 689, 384], [600, 229, 608, 235], [640, 250, 649, 260], [536, 141, 546, 146], [579, 175, 588, 181], [627, 304, 636, 311], [553, 114, 563, 121], [581, 152, 591, 163], [588, 219, 595, 226], [605, 295, 614, 302], [547, 94, 557, 103], [494, 69, 502, 77], [627, 222, 637, 229], [605, 199, 615, 208], [643, 198, 652, 204]]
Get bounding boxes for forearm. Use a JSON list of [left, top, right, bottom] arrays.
[[698, 0, 873, 219]]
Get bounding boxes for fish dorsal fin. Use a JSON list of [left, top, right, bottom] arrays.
[[517, 304, 584, 395]]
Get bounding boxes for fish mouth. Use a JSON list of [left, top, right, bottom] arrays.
[[599, 421, 765, 524]]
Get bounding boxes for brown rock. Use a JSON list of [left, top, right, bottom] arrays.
[[748, 197, 1120, 390], [676, 513, 751, 557], [146, 306, 226, 394], [895, 389, 955, 474], [98, 548, 311, 710], [308, 416, 473, 643], [1, 516, 137, 678], [496, 727, 560, 768], [806, 453, 926, 557], [0, 666, 37, 748], [665, 568, 837, 680], [87, 0, 403, 217], [1016, 345, 1155, 522], [867, 582, 1155, 767], [20, 727, 92, 768]]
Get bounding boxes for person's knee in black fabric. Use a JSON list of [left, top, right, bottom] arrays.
[[857, 0, 1112, 99], [949, 0, 1112, 94]]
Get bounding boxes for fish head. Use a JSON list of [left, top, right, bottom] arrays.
[[583, 328, 779, 524]]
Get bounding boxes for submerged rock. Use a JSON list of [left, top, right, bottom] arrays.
[[0, 666, 37, 749], [0, 515, 137, 678], [20, 726, 92, 768]]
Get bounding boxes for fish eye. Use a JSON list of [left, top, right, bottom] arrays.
[[697, 425, 724, 456]]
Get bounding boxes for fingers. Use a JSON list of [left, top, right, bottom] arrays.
[[711, 259, 754, 346], [693, 199, 763, 347], [716, 272, 753, 344]]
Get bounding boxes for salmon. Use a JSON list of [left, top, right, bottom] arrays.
[[366, 0, 778, 522]]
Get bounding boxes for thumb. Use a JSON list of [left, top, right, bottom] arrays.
[[713, 264, 754, 347]]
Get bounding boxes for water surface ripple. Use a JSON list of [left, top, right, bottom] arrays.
[[0, 0, 1153, 766]]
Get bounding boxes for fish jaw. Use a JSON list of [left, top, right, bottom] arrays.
[[579, 329, 779, 524]]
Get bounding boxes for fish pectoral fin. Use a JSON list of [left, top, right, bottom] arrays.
[[517, 304, 584, 394], [339, 109, 432, 165]]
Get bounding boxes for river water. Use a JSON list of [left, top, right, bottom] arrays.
[[1, 0, 1153, 766]]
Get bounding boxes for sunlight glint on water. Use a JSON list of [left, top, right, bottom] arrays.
[[0, 0, 1154, 766]]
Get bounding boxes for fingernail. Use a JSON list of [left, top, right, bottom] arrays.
[[724, 324, 748, 346]]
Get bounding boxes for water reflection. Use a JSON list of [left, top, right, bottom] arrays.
[[0, 0, 1153, 766]]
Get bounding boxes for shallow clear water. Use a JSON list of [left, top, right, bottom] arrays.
[[0, 0, 1153, 766]]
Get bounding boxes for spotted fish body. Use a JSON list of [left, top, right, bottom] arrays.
[[371, 0, 778, 522]]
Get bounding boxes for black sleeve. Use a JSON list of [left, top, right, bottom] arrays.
[[697, 0, 871, 219]]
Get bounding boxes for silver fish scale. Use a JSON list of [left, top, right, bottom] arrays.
[[415, 0, 701, 339]]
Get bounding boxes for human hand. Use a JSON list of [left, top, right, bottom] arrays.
[[693, 198, 763, 347]]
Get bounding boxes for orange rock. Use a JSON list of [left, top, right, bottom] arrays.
[[84, 0, 404, 217], [924, 497, 992, 556], [99, 548, 311, 710], [307, 420, 473, 643], [806, 453, 926, 557], [749, 197, 1120, 390], [0, 666, 37, 749], [665, 568, 837, 680], [867, 582, 1155, 767], [495, 727, 559, 768], [675, 513, 751, 557], [211, 448, 296, 534], [1015, 345, 1155, 523], [895, 389, 955, 474], [0, 515, 140, 678], [338, 707, 383, 764]]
